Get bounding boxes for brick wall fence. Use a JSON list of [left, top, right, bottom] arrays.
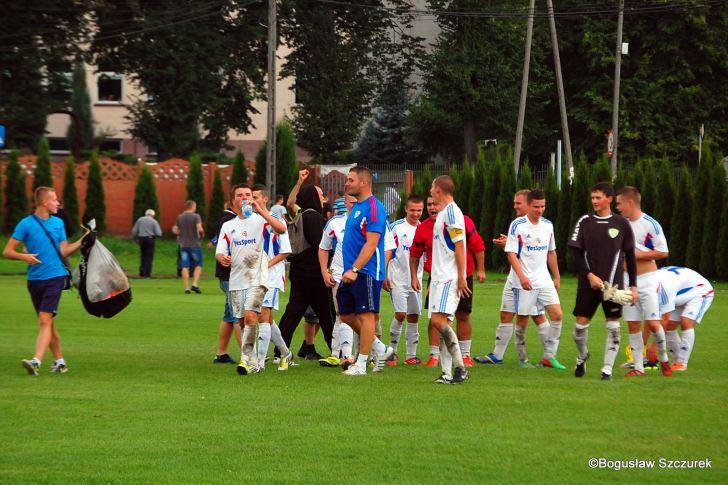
[[0, 156, 254, 236]]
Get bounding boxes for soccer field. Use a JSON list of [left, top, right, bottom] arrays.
[[1, 274, 726, 484]]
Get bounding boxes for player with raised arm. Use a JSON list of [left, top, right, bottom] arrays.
[[657, 266, 714, 371], [504, 190, 565, 369], [615, 186, 672, 378], [567, 182, 638, 381]]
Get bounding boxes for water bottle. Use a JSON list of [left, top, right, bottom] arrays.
[[242, 202, 253, 218]]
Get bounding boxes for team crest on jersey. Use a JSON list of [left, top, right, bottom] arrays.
[[242, 231, 248, 237], [354, 211, 361, 218], [608, 228, 620, 238]]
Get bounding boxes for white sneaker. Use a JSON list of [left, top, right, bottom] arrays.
[[343, 364, 367, 376], [278, 352, 292, 371], [373, 346, 395, 373]]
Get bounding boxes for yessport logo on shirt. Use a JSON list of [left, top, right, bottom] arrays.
[[233, 237, 258, 246], [609, 228, 620, 238]]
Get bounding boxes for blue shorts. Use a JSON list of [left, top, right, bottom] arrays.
[[27, 276, 66, 315], [337, 274, 383, 315], [219, 280, 237, 324], [180, 247, 203, 269]]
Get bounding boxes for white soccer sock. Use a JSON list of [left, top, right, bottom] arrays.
[[547, 320, 562, 359], [429, 345, 440, 358], [537, 321, 551, 360], [389, 318, 403, 352], [374, 319, 382, 339], [493, 323, 514, 359], [256, 323, 272, 365], [352, 331, 360, 356], [602, 321, 621, 375], [573, 323, 589, 361], [439, 339, 452, 377], [665, 330, 680, 362], [628, 332, 644, 372], [459, 339, 472, 357], [330, 318, 342, 357], [372, 337, 387, 356], [31, 357, 42, 366], [405, 322, 419, 359], [680, 328, 695, 365], [515, 325, 528, 362], [356, 353, 368, 370], [270, 322, 291, 357], [242, 324, 257, 365], [339, 323, 354, 359], [651, 326, 669, 362], [439, 326, 464, 369]]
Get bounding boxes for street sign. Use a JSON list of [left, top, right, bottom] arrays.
[[0, 125, 5, 148], [607, 129, 614, 157]]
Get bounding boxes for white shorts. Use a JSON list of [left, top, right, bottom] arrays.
[[262, 287, 281, 311], [428, 280, 459, 321], [623, 271, 661, 321], [512, 286, 560, 316], [390, 287, 422, 315], [229, 286, 266, 317], [500, 282, 545, 316], [670, 294, 714, 324]]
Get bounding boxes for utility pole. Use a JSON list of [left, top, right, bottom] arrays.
[[546, 0, 573, 175], [266, 0, 277, 197], [513, 0, 536, 175], [610, 0, 624, 177]]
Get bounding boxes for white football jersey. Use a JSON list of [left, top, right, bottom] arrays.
[[216, 213, 270, 291], [431, 202, 466, 282], [657, 266, 713, 314], [630, 213, 668, 253], [387, 218, 423, 289], [319, 214, 347, 281], [264, 214, 291, 290], [505, 216, 556, 289], [384, 223, 396, 252]]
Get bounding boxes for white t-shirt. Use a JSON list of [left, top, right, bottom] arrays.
[[216, 213, 269, 291], [319, 214, 347, 281], [505, 216, 556, 289], [431, 202, 466, 283], [388, 218, 423, 289], [264, 215, 291, 290], [658, 266, 713, 313], [630, 213, 668, 253]]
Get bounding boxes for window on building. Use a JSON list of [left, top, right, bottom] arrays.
[[99, 139, 122, 152], [48, 137, 70, 154], [97, 72, 123, 103]]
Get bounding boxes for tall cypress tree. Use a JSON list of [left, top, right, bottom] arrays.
[[468, 157, 486, 228], [186, 155, 205, 218], [66, 60, 95, 151], [133, 166, 159, 224], [654, 159, 676, 243], [669, 166, 692, 266], [62, 156, 80, 234], [457, 159, 473, 217], [716, 187, 728, 280], [33, 136, 53, 190], [492, 159, 516, 270], [517, 163, 534, 190], [543, 165, 559, 224], [3, 150, 28, 233], [480, 160, 500, 252], [640, 159, 658, 216], [276, 120, 299, 197], [84, 152, 106, 232], [591, 156, 612, 186], [230, 151, 248, 187], [699, 162, 726, 277], [686, 159, 712, 269], [206, 170, 225, 237], [253, 142, 266, 186], [555, 170, 572, 271], [567, 159, 591, 272]]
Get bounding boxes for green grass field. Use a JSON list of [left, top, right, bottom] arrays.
[[1, 237, 727, 483]]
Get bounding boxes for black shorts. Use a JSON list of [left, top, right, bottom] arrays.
[[573, 287, 623, 320], [424, 276, 473, 314]]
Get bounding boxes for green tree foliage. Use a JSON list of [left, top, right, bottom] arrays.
[[280, 1, 421, 163], [555, 171, 573, 271], [253, 121, 299, 196], [686, 158, 712, 269], [492, 160, 516, 270], [591, 156, 612, 186], [457, 160, 473, 217], [133, 166, 159, 225], [84, 152, 106, 233], [62, 156, 80, 234], [206, 170, 225, 237], [654, 159, 676, 243], [517, 163, 534, 190], [543, 165, 559, 224], [716, 187, 728, 280], [91, 0, 267, 160], [186, 156, 205, 219], [480, 160, 501, 252], [567, 160, 591, 272], [669, 166, 692, 266], [230, 152, 248, 187], [3, 150, 28, 233], [613, 168, 627, 192], [699, 162, 726, 277], [254, 143, 266, 186], [640, 160, 658, 216], [33, 137, 53, 191], [66, 60, 95, 152], [468, 157, 487, 228]]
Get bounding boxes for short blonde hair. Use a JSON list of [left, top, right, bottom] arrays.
[[34, 186, 55, 206]]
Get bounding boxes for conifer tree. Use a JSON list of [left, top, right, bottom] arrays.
[[591, 155, 612, 186], [84, 152, 106, 232], [686, 158, 712, 269], [567, 159, 591, 272], [206, 170, 225, 237], [716, 187, 728, 280], [133, 166, 159, 224], [654, 159, 675, 243], [62, 156, 80, 234], [492, 159, 516, 270], [468, 157, 486, 228], [699, 162, 726, 277], [457, 159, 473, 216], [555, 168, 572, 271], [186, 155, 205, 218], [669, 166, 692, 266], [543, 165, 559, 224], [640, 159, 658, 215], [517, 163, 534, 190], [66, 60, 95, 151], [480, 160, 501, 251], [3, 150, 28, 233], [33, 136, 53, 190], [230, 151, 248, 187]]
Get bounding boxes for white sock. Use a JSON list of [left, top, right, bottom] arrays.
[[573, 323, 589, 360], [352, 331, 360, 356], [439, 339, 452, 377], [374, 319, 382, 339], [515, 325, 527, 362], [602, 320, 621, 375], [405, 322, 419, 359], [270, 322, 291, 357], [439, 326, 464, 369], [32, 357, 42, 366], [680, 328, 695, 365], [459, 339, 472, 357], [389, 318, 403, 352], [665, 330, 680, 362], [651, 326, 669, 362], [548, 320, 562, 358], [356, 353, 368, 369], [429, 345, 440, 358], [256, 323, 272, 365], [629, 332, 644, 372], [339, 323, 354, 358], [242, 324, 257, 365], [493, 323, 513, 359], [372, 337, 386, 356], [537, 321, 551, 359], [331, 318, 342, 357]]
